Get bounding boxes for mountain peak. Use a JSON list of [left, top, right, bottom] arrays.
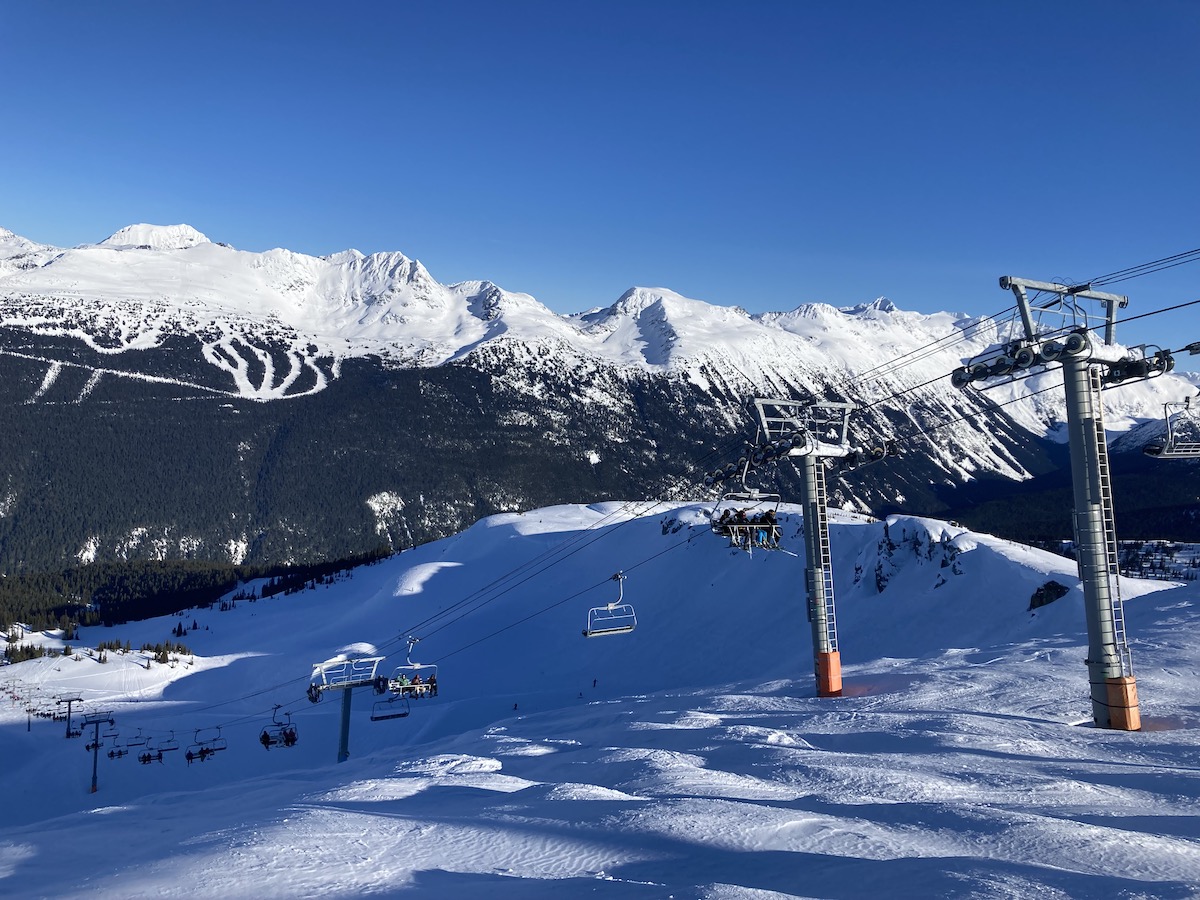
[[98, 223, 211, 251], [611, 286, 715, 316], [844, 297, 898, 315]]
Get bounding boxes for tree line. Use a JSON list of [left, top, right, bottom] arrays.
[[0, 547, 391, 644]]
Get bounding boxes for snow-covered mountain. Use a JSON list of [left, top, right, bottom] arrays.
[[3, 503, 1199, 897], [1, 223, 1191, 420], [0, 224, 1196, 572]]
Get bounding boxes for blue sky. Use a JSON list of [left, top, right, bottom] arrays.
[[1, 1, 1197, 358]]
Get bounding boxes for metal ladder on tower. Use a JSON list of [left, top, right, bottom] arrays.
[[1090, 366, 1133, 677], [813, 459, 839, 653]]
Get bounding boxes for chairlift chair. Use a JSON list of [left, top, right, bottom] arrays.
[[206, 729, 229, 753], [1144, 396, 1200, 459], [259, 706, 299, 748], [126, 728, 148, 748], [370, 695, 412, 722], [711, 489, 782, 525], [711, 490, 782, 553], [377, 637, 439, 699], [583, 572, 636, 638], [707, 436, 785, 550], [187, 727, 228, 763], [156, 731, 180, 753]]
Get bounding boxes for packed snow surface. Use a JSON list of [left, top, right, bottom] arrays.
[[3, 503, 1199, 898]]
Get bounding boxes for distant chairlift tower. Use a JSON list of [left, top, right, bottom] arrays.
[[952, 277, 1177, 730], [308, 650, 385, 763], [752, 398, 856, 698], [81, 712, 114, 793], [56, 695, 83, 739]]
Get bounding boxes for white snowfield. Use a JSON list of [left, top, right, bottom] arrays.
[[2, 503, 1199, 898], [0, 224, 1192, 434]]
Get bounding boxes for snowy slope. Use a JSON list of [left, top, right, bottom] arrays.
[[1, 224, 1192, 432], [2, 503, 1199, 898]]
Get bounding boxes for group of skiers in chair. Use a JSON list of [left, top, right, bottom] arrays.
[[185, 747, 214, 765], [393, 671, 437, 698], [373, 671, 438, 698], [259, 725, 298, 750], [714, 508, 781, 550]]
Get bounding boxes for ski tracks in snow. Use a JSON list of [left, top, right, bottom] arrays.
[[200, 325, 328, 401]]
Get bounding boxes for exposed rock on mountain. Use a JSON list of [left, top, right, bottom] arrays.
[[0, 224, 1193, 571]]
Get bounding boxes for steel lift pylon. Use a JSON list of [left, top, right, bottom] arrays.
[[752, 398, 856, 697], [308, 649, 385, 763], [953, 276, 1178, 730]]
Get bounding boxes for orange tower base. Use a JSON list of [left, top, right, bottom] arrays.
[[1105, 676, 1141, 731], [816, 650, 842, 697]]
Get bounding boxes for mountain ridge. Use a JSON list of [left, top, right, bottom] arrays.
[[1, 222, 1192, 429], [0, 223, 1195, 573]]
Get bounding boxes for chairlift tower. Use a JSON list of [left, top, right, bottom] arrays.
[[952, 277, 1177, 730], [56, 695, 82, 739], [81, 712, 114, 793], [753, 398, 857, 697], [308, 650, 385, 763]]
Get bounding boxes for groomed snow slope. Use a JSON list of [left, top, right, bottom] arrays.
[[2, 504, 1199, 898]]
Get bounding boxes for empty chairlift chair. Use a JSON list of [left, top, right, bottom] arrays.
[[1144, 395, 1200, 459], [370, 693, 411, 722], [583, 572, 636, 638]]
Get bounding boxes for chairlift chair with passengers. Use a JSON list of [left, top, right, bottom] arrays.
[[709, 454, 782, 553], [582, 572, 637, 638], [711, 489, 782, 551], [259, 706, 299, 749], [373, 637, 439, 703], [186, 727, 228, 764]]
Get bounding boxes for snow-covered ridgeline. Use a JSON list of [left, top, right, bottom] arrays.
[[1, 224, 1194, 423]]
